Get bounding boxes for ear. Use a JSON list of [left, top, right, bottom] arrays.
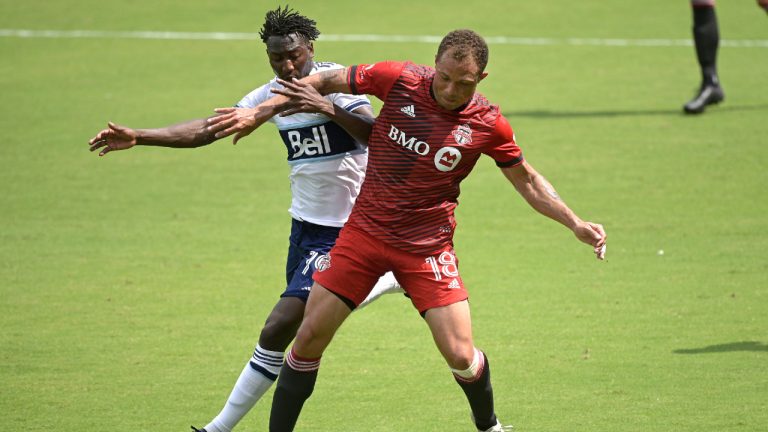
[[478, 72, 489, 83], [434, 51, 444, 65], [308, 42, 315, 57]]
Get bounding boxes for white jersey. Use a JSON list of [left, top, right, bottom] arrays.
[[236, 62, 371, 227]]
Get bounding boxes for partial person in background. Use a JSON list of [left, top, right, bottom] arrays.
[[684, 0, 768, 114], [87, 6, 402, 432]]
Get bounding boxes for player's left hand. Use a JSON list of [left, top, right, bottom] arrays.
[[758, 0, 768, 12], [573, 221, 607, 260], [271, 78, 335, 117]]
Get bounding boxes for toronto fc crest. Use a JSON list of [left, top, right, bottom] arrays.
[[452, 124, 473, 145], [315, 254, 331, 272]]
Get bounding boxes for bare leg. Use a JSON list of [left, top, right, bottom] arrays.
[[258, 297, 306, 351], [269, 283, 353, 431], [424, 301, 476, 369], [425, 301, 498, 431]]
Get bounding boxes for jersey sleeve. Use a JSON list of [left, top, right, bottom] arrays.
[[234, 82, 283, 124], [312, 63, 372, 113], [346, 61, 406, 101], [328, 92, 371, 113], [235, 83, 272, 109], [486, 114, 524, 167]]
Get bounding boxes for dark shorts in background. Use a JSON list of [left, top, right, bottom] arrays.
[[283, 218, 342, 301]]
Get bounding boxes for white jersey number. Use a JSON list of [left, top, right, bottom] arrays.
[[425, 251, 459, 281]]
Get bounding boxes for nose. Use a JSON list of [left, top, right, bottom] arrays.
[[282, 60, 295, 75], [443, 83, 458, 101]]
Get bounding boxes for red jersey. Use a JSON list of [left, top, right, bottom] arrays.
[[346, 61, 523, 254]]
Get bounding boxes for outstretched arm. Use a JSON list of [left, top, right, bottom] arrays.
[[501, 161, 607, 260], [207, 69, 352, 144], [88, 117, 220, 157]]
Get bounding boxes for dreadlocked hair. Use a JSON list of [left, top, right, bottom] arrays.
[[436, 29, 489, 73], [259, 5, 321, 43]]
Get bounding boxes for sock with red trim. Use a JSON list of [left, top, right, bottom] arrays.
[[269, 349, 321, 432], [453, 349, 497, 431]]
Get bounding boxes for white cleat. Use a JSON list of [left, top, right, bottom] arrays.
[[357, 271, 404, 309], [471, 412, 513, 431], [478, 420, 513, 432]]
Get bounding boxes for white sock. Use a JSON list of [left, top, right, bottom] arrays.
[[204, 345, 284, 432], [357, 271, 404, 309]]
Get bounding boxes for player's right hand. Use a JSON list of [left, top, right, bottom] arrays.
[[88, 122, 137, 156], [207, 107, 267, 145], [271, 78, 335, 117]]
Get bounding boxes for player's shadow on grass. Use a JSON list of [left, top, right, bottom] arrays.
[[503, 104, 768, 119], [673, 341, 768, 355], [503, 108, 678, 118]]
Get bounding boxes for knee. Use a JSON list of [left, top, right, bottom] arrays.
[[443, 345, 477, 370], [293, 318, 323, 346], [259, 311, 303, 350], [291, 318, 334, 358], [449, 347, 485, 381]]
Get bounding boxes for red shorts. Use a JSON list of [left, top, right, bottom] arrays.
[[313, 226, 468, 314]]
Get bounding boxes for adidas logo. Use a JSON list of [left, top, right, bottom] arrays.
[[447, 278, 460, 289], [400, 105, 416, 117]]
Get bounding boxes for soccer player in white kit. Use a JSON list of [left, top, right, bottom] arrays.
[[87, 6, 402, 432]]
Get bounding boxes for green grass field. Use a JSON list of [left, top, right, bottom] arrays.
[[1, 1, 767, 431]]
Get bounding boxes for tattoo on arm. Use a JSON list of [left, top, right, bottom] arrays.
[[540, 176, 561, 200], [319, 70, 336, 85], [316, 69, 347, 94]]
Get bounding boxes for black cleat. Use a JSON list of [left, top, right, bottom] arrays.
[[683, 84, 725, 114], [190, 426, 207, 432]]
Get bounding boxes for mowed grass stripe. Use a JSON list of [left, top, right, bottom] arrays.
[[1, 28, 768, 48]]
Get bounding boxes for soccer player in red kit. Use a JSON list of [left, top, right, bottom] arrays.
[[208, 29, 607, 431]]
